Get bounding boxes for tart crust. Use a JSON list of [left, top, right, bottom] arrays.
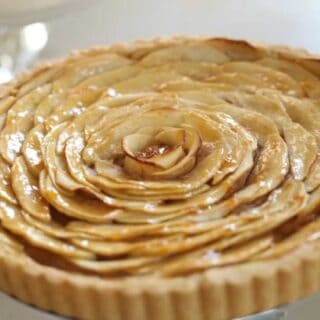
[[0, 241, 319, 319], [1, 36, 320, 320]]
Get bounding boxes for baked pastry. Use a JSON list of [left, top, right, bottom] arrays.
[[0, 36, 320, 320]]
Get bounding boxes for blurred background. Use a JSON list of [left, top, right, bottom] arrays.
[[0, 0, 320, 319], [43, 0, 320, 58]]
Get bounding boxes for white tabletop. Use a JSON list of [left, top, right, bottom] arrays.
[[1, 0, 320, 318]]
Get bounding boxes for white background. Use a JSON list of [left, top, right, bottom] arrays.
[[1, 0, 320, 319], [42, 0, 320, 59]]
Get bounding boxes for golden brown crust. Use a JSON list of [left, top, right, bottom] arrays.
[[0, 242, 319, 319], [1, 36, 320, 320]]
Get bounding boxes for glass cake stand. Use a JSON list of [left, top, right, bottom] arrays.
[[240, 309, 286, 320]]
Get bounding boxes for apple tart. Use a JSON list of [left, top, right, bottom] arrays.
[[1, 37, 320, 319]]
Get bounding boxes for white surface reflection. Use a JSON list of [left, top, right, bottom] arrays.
[[0, 23, 49, 83], [21, 23, 48, 51]]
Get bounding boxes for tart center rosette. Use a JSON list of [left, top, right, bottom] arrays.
[[0, 39, 320, 276], [122, 123, 201, 180]]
